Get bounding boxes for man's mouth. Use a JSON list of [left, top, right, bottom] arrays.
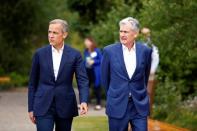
[[121, 38, 127, 41]]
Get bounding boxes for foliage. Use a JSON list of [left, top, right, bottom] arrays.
[[152, 77, 197, 130], [153, 82, 197, 130], [9, 72, 28, 87], [166, 109, 197, 130], [0, 72, 28, 90], [0, 0, 45, 75], [90, 0, 142, 46], [140, 0, 197, 99], [0, 0, 79, 84], [66, 0, 116, 35], [0, 0, 196, 129], [67, 0, 143, 36], [153, 77, 182, 119], [139, 0, 197, 129]]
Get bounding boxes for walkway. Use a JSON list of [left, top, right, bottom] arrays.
[[0, 88, 105, 131], [0, 88, 189, 131]]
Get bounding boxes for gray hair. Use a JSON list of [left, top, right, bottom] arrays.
[[119, 17, 140, 32], [49, 19, 68, 32]]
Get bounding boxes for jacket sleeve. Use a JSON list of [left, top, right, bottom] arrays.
[[145, 48, 152, 86], [101, 48, 110, 94], [28, 52, 40, 112], [75, 52, 89, 103]]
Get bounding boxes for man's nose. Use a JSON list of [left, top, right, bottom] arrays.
[[120, 33, 125, 37], [49, 34, 54, 38]]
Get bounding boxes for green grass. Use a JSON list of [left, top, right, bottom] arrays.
[[73, 116, 108, 131]]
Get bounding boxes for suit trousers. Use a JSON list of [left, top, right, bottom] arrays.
[[108, 98, 147, 131], [35, 98, 73, 131]]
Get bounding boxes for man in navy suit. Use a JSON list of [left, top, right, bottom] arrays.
[[101, 17, 152, 131], [28, 19, 89, 131]]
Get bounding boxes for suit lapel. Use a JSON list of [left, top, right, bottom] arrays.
[[117, 42, 141, 81], [116, 43, 130, 80], [56, 44, 70, 80], [131, 43, 140, 81], [46, 45, 55, 80]]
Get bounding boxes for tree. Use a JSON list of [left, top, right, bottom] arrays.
[[0, 0, 72, 75], [66, 0, 141, 36], [140, 0, 197, 99], [90, 0, 143, 46], [0, 0, 44, 75], [139, 1, 197, 128]]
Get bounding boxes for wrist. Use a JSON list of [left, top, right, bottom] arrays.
[[81, 102, 87, 105]]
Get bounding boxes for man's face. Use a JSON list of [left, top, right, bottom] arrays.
[[119, 23, 138, 45], [48, 23, 68, 47]]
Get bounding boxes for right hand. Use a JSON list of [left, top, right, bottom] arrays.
[[28, 111, 36, 124], [87, 59, 94, 66]]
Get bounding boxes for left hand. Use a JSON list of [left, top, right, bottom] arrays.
[[28, 111, 36, 124], [80, 102, 88, 115]]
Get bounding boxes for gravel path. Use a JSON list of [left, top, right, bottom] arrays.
[[0, 88, 106, 131]]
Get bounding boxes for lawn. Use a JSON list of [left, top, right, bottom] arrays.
[[73, 116, 192, 131], [73, 116, 108, 131]]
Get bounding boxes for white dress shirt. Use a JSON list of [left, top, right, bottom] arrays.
[[150, 44, 159, 74], [122, 43, 136, 79], [52, 44, 64, 80]]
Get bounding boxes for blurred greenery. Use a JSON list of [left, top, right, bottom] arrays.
[[138, 1, 197, 130], [0, 0, 196, 129], [153, 107, 197, 130]]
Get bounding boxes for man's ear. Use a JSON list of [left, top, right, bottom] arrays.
[[63, 32, 68, 39]]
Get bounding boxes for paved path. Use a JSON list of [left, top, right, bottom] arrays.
[[0, 88, 106, 131]]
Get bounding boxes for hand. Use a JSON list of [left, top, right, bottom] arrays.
[[80, 102, 88, 115], [29, 111, 36, 124], [87, 59, 94, 66]]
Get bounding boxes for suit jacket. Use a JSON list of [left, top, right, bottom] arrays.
[[28, 44, 89, 118], [101, 42, 152, 119], [84, 48, 102, 87]]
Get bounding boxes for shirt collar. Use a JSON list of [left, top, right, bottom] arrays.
[[52, 44, 64, 53], [122, 41, 136, 52]]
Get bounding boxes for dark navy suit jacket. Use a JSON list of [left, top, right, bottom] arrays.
[[28, 44, 89, 118], [101, 42, 152, 119]]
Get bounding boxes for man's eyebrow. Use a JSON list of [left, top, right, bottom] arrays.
[[119, 30, 129, 32], [48, 30, 58, 33]]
